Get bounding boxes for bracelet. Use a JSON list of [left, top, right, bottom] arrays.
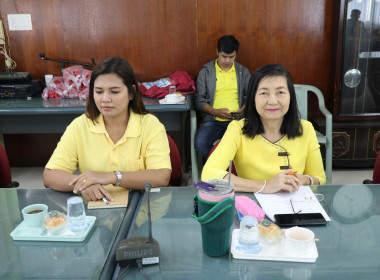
[[255, 180, 267, 193], [305, 175, 313, 186], [114, 171, 122, 186]]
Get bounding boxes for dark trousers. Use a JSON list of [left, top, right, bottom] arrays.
[[194, 120, 231, 158]]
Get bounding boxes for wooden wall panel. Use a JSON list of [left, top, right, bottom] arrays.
[[0, 0, 336, 167], [197, 0, 333, 99], [0, 0, 198, 81], [1, 0, 333, 92]]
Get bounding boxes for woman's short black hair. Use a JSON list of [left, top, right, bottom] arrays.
[[86, 57, 148, 122], [242, 64, 302, 139]]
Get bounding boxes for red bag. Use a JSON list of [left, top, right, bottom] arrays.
[[169, 71, 195, 94], [140, 71, 195, 99]]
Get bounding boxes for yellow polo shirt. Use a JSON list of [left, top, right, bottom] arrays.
[[46, 111, 171, 174], [214, 60, 239, 121]]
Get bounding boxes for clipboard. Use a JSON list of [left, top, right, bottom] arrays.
[[87, 185, 129, 209]]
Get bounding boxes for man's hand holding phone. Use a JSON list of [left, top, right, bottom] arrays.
[[230, 111, 241, 120]]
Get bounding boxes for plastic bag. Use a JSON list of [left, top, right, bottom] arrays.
[[141, 78, 173, 89], [42, 77, 66, 99], [42, 65, 92, 100]]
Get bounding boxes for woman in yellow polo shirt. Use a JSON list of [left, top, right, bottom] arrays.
[[202, 64, 326, 193], [43, 57, 171, 201]]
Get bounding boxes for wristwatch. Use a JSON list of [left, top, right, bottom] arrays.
[[114, 171, 122, 186]]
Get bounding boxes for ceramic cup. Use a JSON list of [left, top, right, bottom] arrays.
[[22, 204, 48, 227], [284, 226, 315, 255]]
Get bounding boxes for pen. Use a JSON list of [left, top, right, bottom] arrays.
[[102, 196, 109, 205], [287, 171, 297, 175]]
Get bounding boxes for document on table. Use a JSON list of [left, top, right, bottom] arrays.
[[88, 185, 129, 209], [254, 186, 331, 222]]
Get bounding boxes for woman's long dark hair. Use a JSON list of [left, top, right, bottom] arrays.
[[242, 64, 302, 139], [86, 57, 148, 122]]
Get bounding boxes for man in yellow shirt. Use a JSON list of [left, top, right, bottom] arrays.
[[194, 35, 250, 158]]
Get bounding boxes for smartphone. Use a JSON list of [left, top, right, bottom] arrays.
[[274, 213, 327, 227], [230, 111, 240, 120]]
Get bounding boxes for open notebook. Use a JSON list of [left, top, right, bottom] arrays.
[[254, 186, 330, 222], [87, 184, 129, 209]]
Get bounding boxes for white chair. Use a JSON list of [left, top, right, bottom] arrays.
[[294, 84, 333, 184]]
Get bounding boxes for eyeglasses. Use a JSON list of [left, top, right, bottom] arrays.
[[290, 194, 330, 215]]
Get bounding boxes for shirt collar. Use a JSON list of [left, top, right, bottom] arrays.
[[88, 114, 106, 133], [215, 59, 236, 73], [88, 111, 142, 138], [125, 110, 141, 138]]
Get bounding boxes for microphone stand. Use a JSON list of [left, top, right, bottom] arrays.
[[39, 53, 95, 69], [115, 182, 160, 267], [144, 183, 154, 244]]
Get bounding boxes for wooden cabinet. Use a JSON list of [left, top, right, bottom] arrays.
[[333, 122, 380, 167], [327, 0, 380, 167], [331, 0, 380, 120], [315, 119, 380, 167]]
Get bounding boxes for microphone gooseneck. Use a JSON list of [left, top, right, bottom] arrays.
[[143, 183, 153, 244]]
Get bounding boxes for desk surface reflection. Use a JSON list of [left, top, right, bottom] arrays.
[[0, 188, 140, 280], [118, 185, 380, 280]]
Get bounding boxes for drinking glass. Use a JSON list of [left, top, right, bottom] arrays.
[[67, 196, 88, 231], [169, 85, 176, 94]]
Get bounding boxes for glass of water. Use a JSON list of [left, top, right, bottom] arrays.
[[169, 85, 176, 94], [67, 196, 88, 232]]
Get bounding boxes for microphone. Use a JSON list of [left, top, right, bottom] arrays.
[[38, 53, 94, 68], [116, 182, 160, 267]]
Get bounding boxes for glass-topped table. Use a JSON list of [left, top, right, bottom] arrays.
[[116, 185, 380, 280], [0, 188, 141, 280]]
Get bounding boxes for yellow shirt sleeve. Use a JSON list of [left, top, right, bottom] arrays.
[[140, 114, 172, 171], [202, 119, 326, 185]]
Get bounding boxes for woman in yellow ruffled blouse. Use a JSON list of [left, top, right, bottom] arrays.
[[202, 64, 326, 193]]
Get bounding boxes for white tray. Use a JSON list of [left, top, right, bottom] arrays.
[[230, 229, 318, 263], [10, 216, 96, 242]]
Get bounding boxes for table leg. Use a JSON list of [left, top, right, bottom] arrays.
[[190, 109, 198, 183]]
